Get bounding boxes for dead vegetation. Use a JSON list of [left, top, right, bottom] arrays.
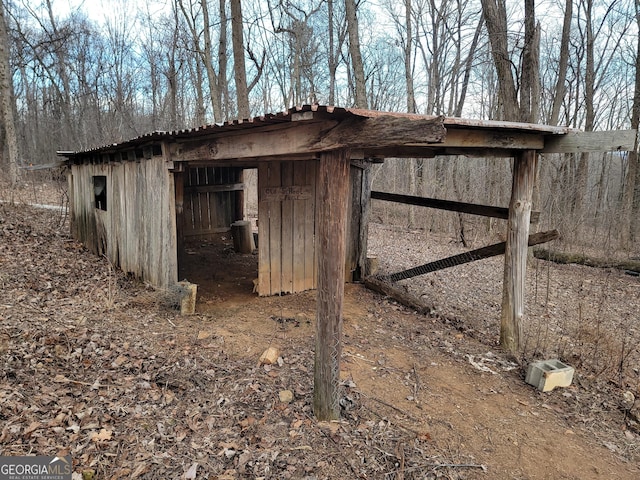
[[1, 198, 639, 479], [0, 204, 488, 479], [369, 223, 640, 432]]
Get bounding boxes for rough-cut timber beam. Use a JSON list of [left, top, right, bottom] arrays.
[[184, 183, 245, 193], [315, 116, 446, 149], [314, 148, 350, 420], [363, 276, 434, 315], [371, 191, 540, 223], [440, 129, 544, 150], [542, 129, 639, 153], [173, 121, 339, 161], [384, 230, 558, 282], [501, 151, 537, 356]]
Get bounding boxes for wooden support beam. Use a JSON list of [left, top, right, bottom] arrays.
[[183, 183, 245, 194], [363, 276, 434, 315], [371, 191, 540, 223], [315, 116, 446, 149], [234, 168, 245, 222], [314, 149, 350, 420], [385, 229, 558, 282], [345, 162, 373, 281], [542, 129, 639, 153], [500, 151, 537, 356], [441, 128, 544, 150], [174, 121, 338, 161], [173, 171, 185, 273]]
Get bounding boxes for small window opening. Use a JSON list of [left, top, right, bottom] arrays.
[[93, 175, 107, 211]]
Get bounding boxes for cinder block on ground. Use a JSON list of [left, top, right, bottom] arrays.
[[526, 359, 574, 392], [177, 281, 198, 315]]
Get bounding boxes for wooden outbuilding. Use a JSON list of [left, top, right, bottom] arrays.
[[59, 104, 638, 420]]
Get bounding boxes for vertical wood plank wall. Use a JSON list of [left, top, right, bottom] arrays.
[[69, 156, 178, 288], [258, 160, 318, 296], [183, 166, 242, 238]]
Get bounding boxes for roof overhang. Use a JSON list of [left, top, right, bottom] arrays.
[[57, 105, 637, 165]]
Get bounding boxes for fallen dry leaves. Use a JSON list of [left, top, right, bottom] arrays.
[[1, 204, 481, 479]]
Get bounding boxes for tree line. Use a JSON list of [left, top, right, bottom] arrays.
[[0, 0, 638, 250]]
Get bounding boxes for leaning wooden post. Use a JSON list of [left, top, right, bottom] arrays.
[[500, 150, 537, 356], [314, 148, 350, 420]]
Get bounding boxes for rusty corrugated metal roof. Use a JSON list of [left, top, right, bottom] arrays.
[[58, 105, 571, 159]]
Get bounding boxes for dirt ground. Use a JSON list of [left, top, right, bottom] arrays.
[[1, 191, 639, 479]]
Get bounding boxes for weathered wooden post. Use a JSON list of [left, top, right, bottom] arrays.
[[500, 150, 537, 355], [314, 148, 350, 420], [174, 171, 185, 262], [230, 220, 255, 253], [345, 160, 372, 281]]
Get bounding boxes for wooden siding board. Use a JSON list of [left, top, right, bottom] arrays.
[[306, 160, 318, 291], [110, 165, 126, 270], [257, 162, 271, 295], [141, 163, 149, 280], [167, 175, 179, 284], [281, 161, 295, 294], [257, 160, 317, 296], [69, 156, 178, 288], [182, 166, 239, 236], [292, 162, 307, 292], [268, 162, 283, 295], [124, 162, 138, 277], [149, 160, 161, 284]]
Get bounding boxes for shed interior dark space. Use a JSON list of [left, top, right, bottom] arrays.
[[179, 233, 258, 307], [177, 165, 259, 306]]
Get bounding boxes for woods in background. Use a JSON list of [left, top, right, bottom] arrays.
[[0, 0, 638, 252]]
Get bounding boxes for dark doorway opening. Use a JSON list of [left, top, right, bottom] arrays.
[[177, 165, 258, 307]]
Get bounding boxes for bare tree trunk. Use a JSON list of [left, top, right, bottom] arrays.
[[328, 0, 337, 105], [218, 0, 229, 116], [454, 15, 484, 117], [550, 0, 573, 126], [521, 0, 540, 123], [480, 0, 519, 121], [0, 1, 19, 188], [404, 0, 418, 225], [45, 0, 76, 144], [203, 0, 224, 121], [404, 0, 415, 114], [231, 0, 249, 118], [167, 2, 180, 129], [575, 0, 595, 219], [191, 56, 206, 125], [429, 0, 441, 114], [621, 0, 640, 248], [540, 0, 573, 230], [344, 0, 367, 108], [521, 0, 541, 224]]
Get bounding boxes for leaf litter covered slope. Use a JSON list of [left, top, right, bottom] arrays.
[[0, 204, 638, 480], [368, 222, 640, 388]]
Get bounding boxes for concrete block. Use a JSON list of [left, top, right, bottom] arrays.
[[176, 281, 198, 315], [526, 359, 574, 392]]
